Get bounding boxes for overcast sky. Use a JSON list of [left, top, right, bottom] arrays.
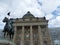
[[0, 0, 60, 29]]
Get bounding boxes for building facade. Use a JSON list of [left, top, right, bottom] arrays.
[[13, 11, 52, 45]]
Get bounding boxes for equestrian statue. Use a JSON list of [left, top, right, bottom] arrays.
[[2, 12, 14, 39]]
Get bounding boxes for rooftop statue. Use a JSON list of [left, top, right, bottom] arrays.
[[2, 12, 14, 39]]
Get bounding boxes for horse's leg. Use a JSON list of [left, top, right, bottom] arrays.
[[11, 34, 14, 39], [7, 32, 8, 36], [10, 34, 11, 39], [10, 33, 12, 39], [4, 32, 5, 38], [7, 32, 10, 39], [12, 33, 14, 39], [10, 32, 14, 39], [11, 34, 13, 39]]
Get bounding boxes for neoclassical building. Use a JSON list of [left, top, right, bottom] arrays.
[[13, 11, 52, 45]]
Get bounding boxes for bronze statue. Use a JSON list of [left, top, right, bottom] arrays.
[[2, 17, 14, 39]]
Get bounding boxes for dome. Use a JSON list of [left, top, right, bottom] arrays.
[[22, 11, 35, 18]]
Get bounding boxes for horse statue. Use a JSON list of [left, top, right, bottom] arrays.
[[2, 17, 14, 39]]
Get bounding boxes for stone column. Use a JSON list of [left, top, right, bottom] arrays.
[[13, 26, 17, 42], [30, 26, 33, 45], [38, 25, 43, 45], [21, 26, 24, 45]]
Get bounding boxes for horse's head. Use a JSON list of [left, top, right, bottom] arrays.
[[3, 17, 8, 23]]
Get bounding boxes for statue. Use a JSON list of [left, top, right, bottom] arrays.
[[2, 17, 14, 39]]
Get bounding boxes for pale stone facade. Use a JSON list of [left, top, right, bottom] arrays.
[[13, 11, 52, 45]]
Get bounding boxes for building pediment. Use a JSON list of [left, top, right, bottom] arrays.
[[22, 11, 35, 19]]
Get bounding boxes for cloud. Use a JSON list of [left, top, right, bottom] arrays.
[[52, 5, 60, 16], [48, 16, 60, 27], [45, 14, 54, 20], [0, 0, 60, 29], [38, 0, 60, 14], [37, 0, 60, 28], [10, 0, 44, 18], [0, 0, 12, 6]]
